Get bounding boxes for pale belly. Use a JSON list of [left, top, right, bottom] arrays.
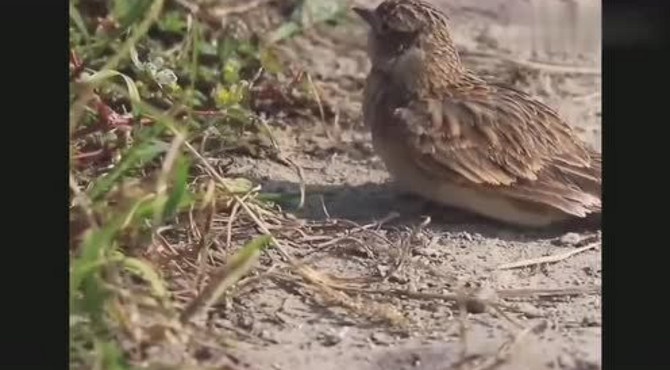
[[371, 132, 569, 228]]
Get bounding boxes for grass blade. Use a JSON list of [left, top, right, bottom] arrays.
[[88, 139, 168, 200], [70, 217, 125, 311], [85, 69, 141, 105], [162, 154, 191, 219], [180, 234, 272, 322], [113, 0, 154, 30], [95, 340, 129, 370], [69, 3, 90, 41], [120, 256, 168, 299]]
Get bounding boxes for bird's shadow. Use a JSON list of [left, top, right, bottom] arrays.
[[252, 177, 600, 243]]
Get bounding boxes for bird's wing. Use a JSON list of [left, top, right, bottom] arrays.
[[396, 81, 601, 216]]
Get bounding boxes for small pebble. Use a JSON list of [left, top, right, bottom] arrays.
[[317, 331, 342, 347], [370, 332, 394, 345], [465, 298, 487, 314], [555, 232, 581, 246], [517, 302, 543, 318]]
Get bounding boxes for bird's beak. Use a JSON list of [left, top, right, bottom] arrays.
[[353, 6, 378, 29]]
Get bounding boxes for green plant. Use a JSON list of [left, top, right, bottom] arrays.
[[69, 0, 279, 367]]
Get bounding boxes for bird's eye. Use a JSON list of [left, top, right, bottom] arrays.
[[378, 21, 390, 33]]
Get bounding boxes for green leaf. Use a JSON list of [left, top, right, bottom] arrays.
[[70, 218, 125, 311], [95, 340, 129, 370], [217, 34, 239, 63], [79, 275, 111, 324], [197, 42, 218, 58], [162, 154, 191, 219], [88, 140, 169, 200], [222, 58, 242, 84], [113, 0, 154, 29], [187, 20, 202, 93], [237, 234, 272, 259], [85, 69, 141, 105], [214, 83, 246, 108], [157, 10, 187, 33], [69, 3, 90, 41], [259, 47, 283, 74], [237, 40, 258, 57], [223, 106, 253, 125]]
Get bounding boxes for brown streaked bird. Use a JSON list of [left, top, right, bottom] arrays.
[[353, 0, 601, 228]]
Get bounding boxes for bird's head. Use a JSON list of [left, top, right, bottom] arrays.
[[353, 0, 463, 80]]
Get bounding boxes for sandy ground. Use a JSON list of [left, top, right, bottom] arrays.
[[184, 1, 602, 369]]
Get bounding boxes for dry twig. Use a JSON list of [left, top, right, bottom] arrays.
[[497, 242, 600, 270]]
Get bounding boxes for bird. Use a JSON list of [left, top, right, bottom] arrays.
[[353, 0, 601, 228]]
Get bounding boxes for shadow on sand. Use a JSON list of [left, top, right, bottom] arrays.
[[251, 177, 601, 242]]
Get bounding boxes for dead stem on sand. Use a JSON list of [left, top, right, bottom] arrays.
[[470, 320, 549, 370], [498, 242, 600, 270], [382, 216, 432, 282], [180, 235, 271, 323]]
